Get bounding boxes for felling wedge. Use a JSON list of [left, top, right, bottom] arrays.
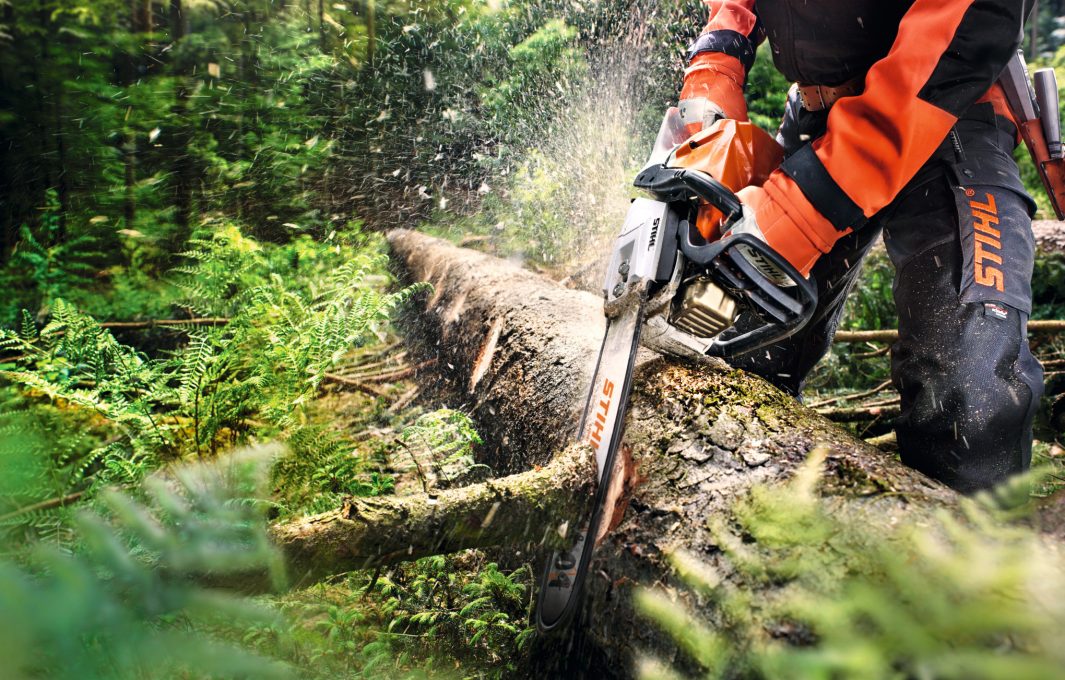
[[535, 111, 818, 632]]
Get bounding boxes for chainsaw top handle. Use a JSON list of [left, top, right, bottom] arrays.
[[634, 164, 743, 229], [634, 164, 818, 359]]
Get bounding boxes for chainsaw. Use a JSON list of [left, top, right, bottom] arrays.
[[535, 109, 817, 632]]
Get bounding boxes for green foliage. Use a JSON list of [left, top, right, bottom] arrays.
[[746, 49, 790, 133], [0, 446, 293, 680], [638, 451, 1065, 679], [1, 190, 110, 325], [229, 554, 533, 678], [1032, 253, 1065, 320], [838, 251, 898, 333], [480, 19, 589, 155], [1, 224, 420, 531], [397, 408, 487, 490], [1, 299, 171, 486], [172, 225, 424, 434], [374, 555, 534, 673], [3, 0, 1058, 675]]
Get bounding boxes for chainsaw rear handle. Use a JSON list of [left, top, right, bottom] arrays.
[[681, 230, 818, 357], [634, 164, 818, 358], [633, 164, 743, 230]]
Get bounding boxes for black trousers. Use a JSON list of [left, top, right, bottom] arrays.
[[728, 97, 1045, 493]]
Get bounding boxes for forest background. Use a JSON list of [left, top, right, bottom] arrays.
[[2, 0, 1065, 677]]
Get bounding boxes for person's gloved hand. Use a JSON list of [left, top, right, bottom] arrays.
[[679, 50, 749, 136], [712, 173, 853, 281]]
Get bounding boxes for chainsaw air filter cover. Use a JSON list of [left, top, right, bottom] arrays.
[[670, 277, 738, 339]]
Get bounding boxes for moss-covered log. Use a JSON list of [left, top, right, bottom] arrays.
[[381, 229, 960, 675]]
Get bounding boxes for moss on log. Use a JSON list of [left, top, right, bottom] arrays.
[[272, 443, 596, 586]]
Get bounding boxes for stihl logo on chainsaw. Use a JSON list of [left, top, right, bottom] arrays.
[[587, 378, 615, 450], [970, 192, 1005, 293], [648, 218, 661, 250]]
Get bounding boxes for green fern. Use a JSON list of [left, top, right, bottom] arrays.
[[0, 445, 293, 680], [397, 409, 487, 490]]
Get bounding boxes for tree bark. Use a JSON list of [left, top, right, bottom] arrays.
[[1034, 220, 1065, 255]]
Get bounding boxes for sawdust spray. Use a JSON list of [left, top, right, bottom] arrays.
[[463, 39, 673, 288]]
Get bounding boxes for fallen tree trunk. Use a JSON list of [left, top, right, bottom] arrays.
[[384, 230, 962, 673], [271, 230, 977, 674]]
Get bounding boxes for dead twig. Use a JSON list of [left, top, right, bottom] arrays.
[[321, 373, 391, 398], [816, 404, 901, 423], [347, 359, 437, 384], [834, 319, 1065, 344], [0, 491, 85, 523], [100, 318, 230, 330], [388, 386, 421, 414], [332, 343, 405, 371], [853, 345, 892, 359], [332, 352, 408, 378], [809, 379, 893, 409]]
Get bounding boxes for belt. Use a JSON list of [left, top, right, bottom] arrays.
[[797, 77, 864, 112]]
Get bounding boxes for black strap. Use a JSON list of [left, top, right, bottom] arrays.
[[780, 144, 868, 232], [686, 30, 757, 74]]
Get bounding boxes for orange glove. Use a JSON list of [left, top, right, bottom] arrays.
[[679, 51, 749, 137], [727, 174, 853, 278]]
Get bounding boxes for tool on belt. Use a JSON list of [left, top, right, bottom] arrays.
[[535, 110, 813, 632], [999, 51, 1065, 218]]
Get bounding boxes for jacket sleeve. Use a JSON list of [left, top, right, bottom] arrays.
[[768, 0, 1026, 243], [680, 0, 763, 124]]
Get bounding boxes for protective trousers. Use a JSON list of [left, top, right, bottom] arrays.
[[729, 97, 1045, 493]]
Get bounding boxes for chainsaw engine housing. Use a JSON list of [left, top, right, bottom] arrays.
[[602, 197, 679, 304]]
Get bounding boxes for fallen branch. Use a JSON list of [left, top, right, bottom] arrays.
[[321, 373, 390, 398], [348, 359, 437, 384], [809, 379, 893, 409], [817, 404, 902, 423], [100, 317, 230, 330], [330, 353, 408, 378], [834, 320, 1065, 344], [272, 444, 596, 585], [0, 491, 85, 523], [388, 386, 421, 414]]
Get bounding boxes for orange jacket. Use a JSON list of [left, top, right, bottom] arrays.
[[684, 0, 1029, 275]]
